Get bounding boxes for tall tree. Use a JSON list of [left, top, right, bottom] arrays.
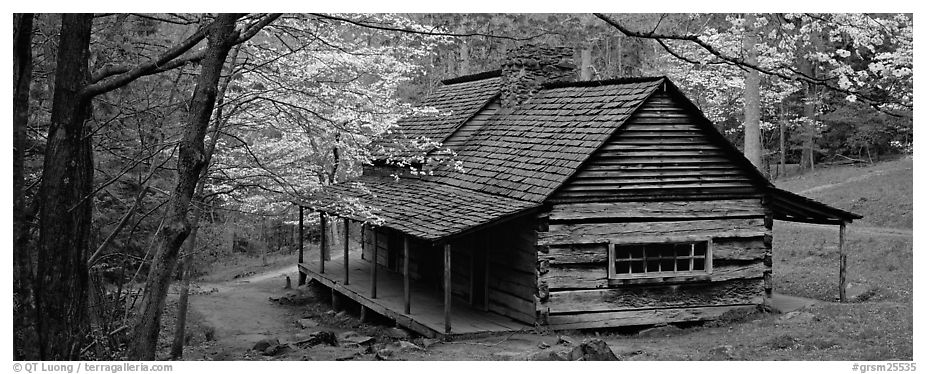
[[170, 44, 241, 359], [22, 12, 269, 360], [13, 13, 36, 360], [128, 13, 283, 359], [34, 14, 95, 359], [742, 14, 763, 172]]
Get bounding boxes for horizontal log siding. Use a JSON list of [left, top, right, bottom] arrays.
[[551, 92, 761, 203], [545, 278, 764, 314], [547, 305, 754, 330], [536, 199, 769, 328], [538, 217, 768, 246]]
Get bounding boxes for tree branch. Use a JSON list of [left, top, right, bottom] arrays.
[[593, 13, 912, 114], [85, 14, 278, 97], [310, 13, 552, 41], [82, 21, 213, 97]]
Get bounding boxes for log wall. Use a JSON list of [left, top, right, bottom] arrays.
[[551, 91, 761, 203], [537, 199, 771, 329]]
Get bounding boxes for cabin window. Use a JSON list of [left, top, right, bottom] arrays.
[[607, 241, 711, 281]]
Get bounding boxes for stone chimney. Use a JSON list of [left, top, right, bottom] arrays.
[[500, 44, 576, 108]]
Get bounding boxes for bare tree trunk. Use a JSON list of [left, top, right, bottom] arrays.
[[14, 12, 36, 361], [799, 47, 816, 171], [128, 14, 241, 360], [34, 13, 95, 360], [168, 217, 197, 359], [801, 81, 816, 171], [580, 43, 593, 81], [779, 99, 787, 179], [616, 36, 623, 75], [459, 42, 469, 76], [743, 14, 763, 174]]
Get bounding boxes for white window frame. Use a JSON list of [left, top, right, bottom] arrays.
[[607, 240, 713, 282]]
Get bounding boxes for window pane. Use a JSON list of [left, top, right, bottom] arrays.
[[646, 260, 660, 272], [629, 245, 644, 259], [642, 245, 657, 259], [693, 258, 705, 270], [677, 260, 690, 271], [615, 261, 630, 274], [660, 245, 676, 258], [630, 260, 645, 273], [675, 244, 690, 257], [694, 242, 707, 257], [661, 259, 675, 272]]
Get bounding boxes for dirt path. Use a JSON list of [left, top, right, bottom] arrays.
[[184, 265, 307, 359], [796, 163, 913, 195]]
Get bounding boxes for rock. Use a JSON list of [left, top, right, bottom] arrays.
[[385, 327, 412, 340], [335, 352, 360, 361], [556, 335, 576, 346], [393, 340, 422, 352], [637, 324, 682, 338], [420, 338, 441, 349], [492, 351, 524, 360], [375, 348, 395, 361], [339, 331, 375, 346], [336, 310, 350, 319], [294, 331, 338, 348], [530, 338, 618, 361], [324, 310, 337, 316], [570, 339, 619, 361], [262, 344, 290, 356], [528, 349, 570, 361], [538, 341, 550, 350], [297, 318, 319, 329], [779, 311, 816, 324], [708, 345, 734, 359], [252, 338, 280, 352]]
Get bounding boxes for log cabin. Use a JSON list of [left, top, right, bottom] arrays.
[[295, 44, 861, 338]]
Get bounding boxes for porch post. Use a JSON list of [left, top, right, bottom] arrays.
[[371, 226, 378, 299], [403, 236, 410, 314], [343, 218, 350, 285], [444, 243, 452, 334], [298, 206, 306, 285], [839, 222, 847, 302], [319, 212, 326, 274]]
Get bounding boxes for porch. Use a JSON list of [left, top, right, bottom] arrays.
[[297, 254, 532, 339]]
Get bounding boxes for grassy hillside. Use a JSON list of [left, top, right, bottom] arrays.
[[774, 157, 913, 229], [767, 158, 912, 359]]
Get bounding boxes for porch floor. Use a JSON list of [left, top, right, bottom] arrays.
[[298, 255, 531, 339]]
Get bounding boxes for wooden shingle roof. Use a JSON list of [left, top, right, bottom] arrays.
[[431, 79, 664, 202], [308, 175, 538, 240], [303, 76, 665, 240], [374, 71, 502, 156]]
